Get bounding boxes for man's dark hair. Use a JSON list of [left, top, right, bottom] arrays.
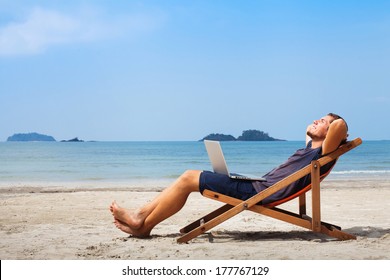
[[327, 113, 349, 145], [327, 113, 348, 131]]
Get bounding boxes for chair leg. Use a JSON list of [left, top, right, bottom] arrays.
[[299, 193, 306, 216], [311, 160, 321, 232], [179, 204, 233, 234], [177, 201, 249, 243], [321, 224, 357, 240]]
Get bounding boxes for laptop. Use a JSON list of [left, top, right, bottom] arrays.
[[204, 140, 266, 181]]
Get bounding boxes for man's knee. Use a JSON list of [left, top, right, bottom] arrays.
[[179, 170, 201, 190]]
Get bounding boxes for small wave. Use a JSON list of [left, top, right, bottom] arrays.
[[162, 174, 183, 179], [333, 170, 390, 175], [82, 177, 105, 181]]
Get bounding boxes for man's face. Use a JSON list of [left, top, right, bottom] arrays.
[[307, 115, 334, 140]]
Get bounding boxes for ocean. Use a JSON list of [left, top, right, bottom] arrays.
[[1, 140, 389, 188]]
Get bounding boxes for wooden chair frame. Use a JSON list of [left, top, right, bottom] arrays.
[[178, 138, 362, 243]]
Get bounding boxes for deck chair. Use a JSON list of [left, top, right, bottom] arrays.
[[178, 138, 362, 243]]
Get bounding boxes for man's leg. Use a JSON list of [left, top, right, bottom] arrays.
[[110, 170, 202, 237]]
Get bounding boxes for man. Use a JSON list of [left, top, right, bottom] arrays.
[[110, 113, 348, 238]]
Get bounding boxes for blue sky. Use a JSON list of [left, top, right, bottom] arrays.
[[1, 0, 389, 141]]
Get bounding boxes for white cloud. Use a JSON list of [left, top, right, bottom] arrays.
[[373, 95, 390, 104], [0, 7, 164, 56]]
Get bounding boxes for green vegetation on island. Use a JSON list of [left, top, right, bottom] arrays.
[[201, 129, 284, 141], [7, 133, 56, 142], [6, 133, 85, 142], [60, 137, 84, 142], [199, 133, 236, 141]]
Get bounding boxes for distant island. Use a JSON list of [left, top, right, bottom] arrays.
[[200, 129, 284, 141], [200, 133, 236, 141], [7, 133, 56, 142], [6, 133, 85, 142], [60, 137, 84, 142]]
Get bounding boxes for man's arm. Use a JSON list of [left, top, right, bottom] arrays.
[[322, 119, 348, 155]]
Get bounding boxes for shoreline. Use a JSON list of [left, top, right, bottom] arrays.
[[0, 179, 389, 260], [0, 176, 389, 193]]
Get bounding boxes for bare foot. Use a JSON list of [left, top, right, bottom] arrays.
[[110, 201, 144, 230], [113, 219, 151, 238], [113, 219, 134, 235]]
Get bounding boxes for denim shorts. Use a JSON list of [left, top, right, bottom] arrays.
[[199, 170, 258, 201]]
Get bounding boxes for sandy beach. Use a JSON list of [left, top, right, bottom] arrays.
[[0, 178, 389, 260]]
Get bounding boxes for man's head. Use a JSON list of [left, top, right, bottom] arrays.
[[307, 113, 348, 141]]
